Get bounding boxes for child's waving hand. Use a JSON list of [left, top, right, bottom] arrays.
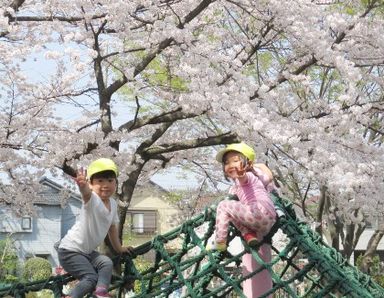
[[74, 167, 92, 202]]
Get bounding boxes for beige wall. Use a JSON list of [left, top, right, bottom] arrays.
[[124, 185, 181, 251], [130, 194, 180, 235]]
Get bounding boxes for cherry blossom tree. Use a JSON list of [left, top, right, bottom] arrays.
[[1, 0, 383, 259]]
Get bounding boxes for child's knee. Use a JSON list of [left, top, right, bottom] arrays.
[[218, 200, 229, 210], [100, 255, 113, 269]]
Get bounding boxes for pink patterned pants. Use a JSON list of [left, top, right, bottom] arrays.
[[215, 199, 275, 298], [215, 199, 275, 243]]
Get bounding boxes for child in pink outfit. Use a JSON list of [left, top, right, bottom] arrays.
[[210, 142, 276, 297], [215, 170, 276, 246]]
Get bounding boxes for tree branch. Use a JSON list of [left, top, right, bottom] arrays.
[[141, 132, 238, 157], [118, 107, 207, 132]]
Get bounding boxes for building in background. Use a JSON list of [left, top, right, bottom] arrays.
[[124, 181, 182, 260], [0, 177, 82, 268]]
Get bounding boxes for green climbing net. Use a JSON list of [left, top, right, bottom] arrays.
[[1, 193, 383, 298]]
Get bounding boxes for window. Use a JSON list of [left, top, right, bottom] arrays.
[[128, 210, 157, 235], [21, 217, 32, 231]]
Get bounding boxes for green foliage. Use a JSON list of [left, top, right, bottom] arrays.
[[123, 233, 134, 244], [133, 256, 161, 294], [118, 50, 188, 105], [146, 58, 188, 92], [374, 275, 384, 288], [163, 191, 184, 205], [23, 257, 52, 282], [356, 254, 384, 287], [243, 51, 274, 78], [0, 237, 20, 284], [25, 289, 54, 298], [3, 274, 19, 284]]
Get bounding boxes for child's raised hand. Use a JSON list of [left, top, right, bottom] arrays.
[[235, 162, 252, 178], [235, 167, 247, 177], [73, 168, 92, 201], [74, 168, 87, 188]]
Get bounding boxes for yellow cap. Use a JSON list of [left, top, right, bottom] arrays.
[[215, 142, 255, 162], [87, 158, 118, 179]]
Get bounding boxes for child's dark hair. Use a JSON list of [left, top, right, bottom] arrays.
[[90, 170, 117, 182]]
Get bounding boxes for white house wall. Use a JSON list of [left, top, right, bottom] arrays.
[[355, 229, 384, 250], [0, 199, 81, 270], [61, 199, 81, 238], [0, 205, 61, 268]]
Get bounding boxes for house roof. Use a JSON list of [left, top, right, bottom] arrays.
[[38, 177, 170, 206], [36, 177, 82, 205], [144, 179, 170, 193]]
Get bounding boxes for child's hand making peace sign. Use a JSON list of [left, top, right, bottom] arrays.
[[73, 168, 92, 202]]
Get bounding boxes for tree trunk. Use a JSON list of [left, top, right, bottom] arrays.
[[359, 230, 384, 274], [315, 185, 327, 235], [342, 223, 355, 259]]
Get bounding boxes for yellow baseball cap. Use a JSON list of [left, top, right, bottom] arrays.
[[87, 158, 118, 179], [215, 142, 255, 162]]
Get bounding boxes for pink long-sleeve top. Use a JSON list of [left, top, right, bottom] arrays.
[[229, 170, 276, 216]]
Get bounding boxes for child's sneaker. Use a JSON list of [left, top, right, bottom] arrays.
[[243, 233, 258, 247], [94, 286, 111, 298], [206, 240, 227, 252]]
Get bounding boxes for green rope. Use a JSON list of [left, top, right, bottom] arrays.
[[1, 193, 384, 297]]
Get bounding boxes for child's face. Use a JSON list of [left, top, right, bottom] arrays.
[[223, 151, 246, 178], [90, 177, 117, 200]]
